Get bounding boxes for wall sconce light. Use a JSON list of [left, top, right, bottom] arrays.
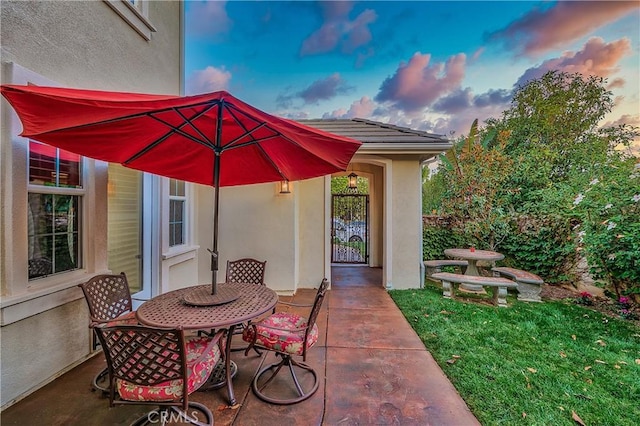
[[279, 180, 291, 194], [347, 172, 358, 190]]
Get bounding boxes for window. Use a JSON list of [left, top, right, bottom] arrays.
[[168, 179, 185, 247], [28, 141, 83, 279], [104, 0, 156, 41]]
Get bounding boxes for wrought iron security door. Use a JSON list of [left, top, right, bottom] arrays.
[[331, 194, 369, 263]]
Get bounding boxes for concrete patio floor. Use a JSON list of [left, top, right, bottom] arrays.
[[1, 266, 479, 425]]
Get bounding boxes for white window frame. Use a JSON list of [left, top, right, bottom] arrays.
[[161, 178, 196, 260], [168, 179, 187, 248], [27, 160, 86, 280], [103, 0, 157, 41], [1, 63, 109, 326]]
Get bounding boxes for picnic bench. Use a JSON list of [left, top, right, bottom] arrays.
[[492, 267, 544, 302], [424, 259, 468, 277], [431, 272, 518, 307]]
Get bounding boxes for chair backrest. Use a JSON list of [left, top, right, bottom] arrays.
[[78, 273, 133, 322], [225, 258, 266, 285], [303, 278, 329, 355], [93, 324, 189, 410]]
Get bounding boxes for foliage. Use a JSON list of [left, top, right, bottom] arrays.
[[331, 175, 368, 195], [501, 214, 577, 284], [390, 285, 640, 425], [422, 221, 465, 260], [437, 120, 514, 250], [572, 158, 640, 298], [422, 169, 446, 214], [424, 71, 639, 289]]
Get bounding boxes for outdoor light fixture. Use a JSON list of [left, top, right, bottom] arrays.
[[279, 180, 291, 194], [347, 172, 358, 190]]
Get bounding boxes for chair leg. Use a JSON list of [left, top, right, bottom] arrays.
[[92, 367, 109, 395], [252, 354, 319, 405]]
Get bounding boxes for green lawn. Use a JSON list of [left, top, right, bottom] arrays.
[[389, 284, 640, 425]]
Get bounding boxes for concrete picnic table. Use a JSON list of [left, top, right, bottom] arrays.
[[444, 248, 505, 292]]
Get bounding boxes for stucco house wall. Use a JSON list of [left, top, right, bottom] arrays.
[[0, 0, 182, 408]]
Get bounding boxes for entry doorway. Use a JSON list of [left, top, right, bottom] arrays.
[[331, 193, 369, 264]]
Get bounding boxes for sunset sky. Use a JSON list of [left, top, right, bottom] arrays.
[[184, 1, 639, 145]]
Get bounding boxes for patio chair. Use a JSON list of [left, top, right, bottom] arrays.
[[93, 323, 224, 426], [223, 258, 268, 352], [242, 278, 328, 404], [78, 272, 137, 393], [225, 258, 267, 285]]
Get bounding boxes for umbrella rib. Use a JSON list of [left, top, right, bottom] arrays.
[[125, 106, 217, 164], [221, 103, 271, 150], [224, 102, 348, 170]]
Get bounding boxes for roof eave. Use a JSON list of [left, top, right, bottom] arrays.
[[357, 142, 453, 155]]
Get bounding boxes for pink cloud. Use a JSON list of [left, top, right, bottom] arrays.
[[300, 3, 377, 56], [375, 52, 466, 112], [489, 1, 638, 56], [186, 1, 232, 38], [186, 66, 231, 95], [515, 37, 632, 87], [323, 96, 376, 119]]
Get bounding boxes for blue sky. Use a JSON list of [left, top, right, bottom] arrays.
[[184, 1, 639, 143]]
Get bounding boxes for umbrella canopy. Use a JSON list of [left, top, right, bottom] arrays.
[[2, 85, 362, 303]]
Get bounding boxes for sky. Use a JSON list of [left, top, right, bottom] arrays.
[[184, 0, 640, 148]]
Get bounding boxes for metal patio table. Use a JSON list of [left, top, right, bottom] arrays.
[[136, 282, 279, 406]]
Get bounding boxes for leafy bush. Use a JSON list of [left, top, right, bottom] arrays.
[[422, 219, 465, 260], [501, 214, 577, 284], [573, 158, 640, 298]]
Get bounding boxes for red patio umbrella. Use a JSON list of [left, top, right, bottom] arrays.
[[1, 85, 361, 304]]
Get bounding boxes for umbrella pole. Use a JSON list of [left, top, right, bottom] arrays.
[[211, 152, 221, 295]]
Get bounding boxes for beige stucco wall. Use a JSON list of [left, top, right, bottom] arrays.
[[196, 182, 298, 293], [298, 177, 327, 287], [0, 0, 182, 408], [389, 159, 423, 289]]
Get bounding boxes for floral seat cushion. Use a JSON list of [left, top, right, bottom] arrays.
[[242, 312, 318, 356], [116, 337, 220, 402]]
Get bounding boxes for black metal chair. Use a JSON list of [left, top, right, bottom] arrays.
[[224, 258, 268, 352], [242, 278, 328, 404], [225, 258, 266, 285], [78, 272, 137, 393], [93, 323, 224, 426]]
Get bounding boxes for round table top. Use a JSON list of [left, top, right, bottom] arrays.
[[136, 283, 278, 330], [444, 248, 504, 262]]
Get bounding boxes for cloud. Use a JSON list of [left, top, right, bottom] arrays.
[[322, 96, 376, 119], [276, 73, 355, 108], [185, 66, 232, 95], [186, 1, 233, 38], [515, 37, 632, 87], [300, 2, 377, 56], [375, 52, 466, 112], [488, 1, 639, 56]]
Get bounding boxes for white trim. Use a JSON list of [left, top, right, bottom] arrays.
[[1, 62, 108, 322], [324, 176, 332, 286], [104, 0, 157, 41]]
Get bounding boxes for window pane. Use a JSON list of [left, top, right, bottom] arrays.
[[170, 179, 185, 196], [29, 141, 56, 185], [29, 141, 82, 188], [58, 151, 82, 188], [28, 193, 81, 279], [169, 199, 184, 246]]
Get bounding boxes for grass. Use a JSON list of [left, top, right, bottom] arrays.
[[389, 283, 640, 426]]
